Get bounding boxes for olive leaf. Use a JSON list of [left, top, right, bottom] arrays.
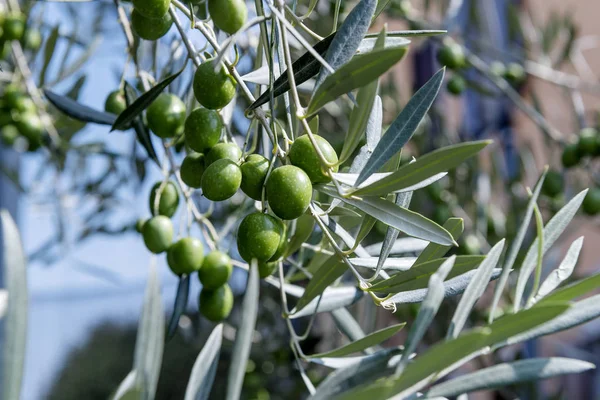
[[166, 275, 190, 341], [45, 89, 117, 126], [123, 83, 160, 166]]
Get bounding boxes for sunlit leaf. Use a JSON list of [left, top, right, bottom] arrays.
[[414, 218, 464, 264], [184, 324, 223, 400]]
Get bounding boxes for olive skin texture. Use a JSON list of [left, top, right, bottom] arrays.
[[582, 188, 600, 216], [199, 284, 233, 322], [436, 42, 466, 70], [149, 180, 180, 217], [184, 108, 223, 152], [132, 0, 170, 19], [198, 251, 232, 289], [142, 216, 173, 254], [193, 59, 237, 110], [269, 221, 287, 262], [562, 143, 581, 168], [258, 261, 277, 279], [266, 166, 312, 220], [131, 9, 172, 41], [146, 93, 186, 139], [201, 158, 242, 201], [3, 14, 25, 41], [542, 170, 563, 198], [104, 90, 127, 115], [577, 128, 599, 157], [208, 0, 248, 34], [167, 237, 204, 275], [135, 218, 147, 233], [446, 75, 466, 96], [240, 154, 269, 200], [237, 212, 284, 262], [205, 142, 242, 166], [180, 152, 205, 188], [289, 135, 338, 184]]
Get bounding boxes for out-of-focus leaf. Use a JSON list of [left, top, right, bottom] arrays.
[[315, 0, 377, 86], [351, 257, 416, 271], [331, 308, 366, 343], [308, 46, 408, 115], [285, 214, 315, 257], [447, 240, 505, 339], [309, 347, 402, 369], [365, 237, 428, 256], [184, 324, 223, 400], [355, 69, 445, 186], [133, 264, 164, 400], [538, 273, 600, 304], [291, 255, 346, 314], [530, 237, 583, 305], [310, 323, 405, 358], [353, 141, 491, 196], [54, 37, 102, 83], [514, 189, 588, 311], [166, 275, 190, 341], [40, 25, 59, 86], [374, 0, 391, 19], [45, 89, 117, 125], [489, 169, 547, 322], [112, 64, 186, 131], [290, 286, 364, 319], [319, 186, 454, 246], [226, 262, 260, 400], [426, 358, 595, 398], [112, 370, 142, 400], [123, 83, 160, 165], [335, 172, 447, 193], [1, 210, 28, 400], [414, 218, 463, 264]]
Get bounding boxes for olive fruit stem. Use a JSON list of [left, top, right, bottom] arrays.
[[169, 5, 201, 67], [213, 16, 270, 71]]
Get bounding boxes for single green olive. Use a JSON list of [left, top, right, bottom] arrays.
[[199, 284, 233, 322], [167, 237, 204, 275], [193, 59, 237, 110], [0, 125, 19, 146], [205, 142, 242, 166], [489, 61, 506, 77], [289, 135, 338, 184], [237, 212, 284, 262], [131, 9, 173, 41], [240, 154, 269, 200], [436, 41, 466, 70], [146, 93, 186, 139], [142, 216, 173, 254], [104, 90, 127, 115], [13, 96, 36, 114], [198, 250, 232, 289], [577, 128, 599, 157], [208, 0, 247, 34], [21, 28, 41, 51], [15, 112, 43, 144], [3, 84, 23, 109], [180, 152, 205, 188], [561, 143, 581, 169], [135, 218, 147, 233], [201, 158, 242, 201], [269, 221, 287, 262], [132, 0, 170, 19], [258, 261, 277, 279], [184, 108, 223, 152], [446, 75, 466, 96], [266, 165, 312, 220], [3, 14, 25, 41], [149, 180, 180, 217], [504, 63, 526, 85], [582, 188, 600, 216], [542, 170, 563, 198]]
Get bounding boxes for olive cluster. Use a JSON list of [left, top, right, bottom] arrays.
[[0, 84, 44, 150], [0, 10, 41, 58]]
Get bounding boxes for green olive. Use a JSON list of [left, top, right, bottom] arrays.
[[149, 180, 180, 217], [240, 154, 269, 200], [146, 93, 186, 139], [198, 250, 232, 289], [0, 125, 19, 146], [132, 0, 170, 19], [180, 152, 205, 188], [542, 170, 563, 198], [582, 188, 600, 216], [577, 128, 599, 157], [22, 28, 41, 51], [237, 212, 284, 262], [3, 14, 25, 41], [184, 108, 223, 152], [208, 0, 247, 34], [289, 135, 338, 184], [135, 218, 147, 233], [199, 284, 233, 322], [167, 237, 204, 275], [131, 9, 173, 41], [142, 216, 173, 254], [193, 59, 237, 110], [15, 112, 43, 145], [205, 142, 242, 166], [446, 75, 466, 96], [258, 261, 277, 279], [201, 158, 242, 201], [104, 90, 127, 115], [436, 41, 466, 70], [562, 143, 581, 169], [266, 165, 312, 220]]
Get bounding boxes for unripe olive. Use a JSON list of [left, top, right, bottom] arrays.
[[446, 75, 466, 96], [132, 0, 170, 19], [180, 152, 205, 188], [504, 63, 526, 85], [205, 142, 242, 166], [208, 0, 247, 34], [131, 9, 173, 41], [146, 93, 186, 139], [14, 96, 36, 114], [542, 170, 563, 198], [201, 158, 242, 201], [184, 108, 222, 152], [104, 90, 127, 115], [3, 14, 25, 41], [240, 154, 269, 200], [561, 143, 580, 169], [577, 128, 599, 157], [237, 212, 284, 262], [266, 165, 312, 220], [193, 59, 237, 110], [582, 188, 600, 216], [167, 237, 204, 275], [199, 284, 233, 322], [142, 216, 173, 253], [149, 180, 180, 217], [198, 250, 232, 289], [258, 261, 277, 279], [135, 218, 147, 233], [289, 135, 338, 184], [0, 125, 19, 146], [15, 112, 43, 145], [22, 29, 41, 51], [436, 41, 466, 70]]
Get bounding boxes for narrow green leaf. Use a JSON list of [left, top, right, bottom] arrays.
[[489, 169, 547, 322], [355, 68, 445, 186], [40, 25, 59, 86], [308, 46, 408, 115], [319, 186, 455, 246], [414, 218, 464, 264], [285, 214, 315, 257], [530, 236, 583, 305], [365, 237, 428, 256], [166, 275, 190, 341], [364, 30, 447, 38], [45, 89, 117, 125], [316, 0, 377, 86], [514, 189, 588, 311], [1, 210, 28, 400], [310, 347, 401, 369], [368, 256, 485, 292], [112, 371, 143, 400], [353, 215, 377, 250], [374, 0, 392, 19], [133, 264, 164, 400], [123, 83, 159, 165], [292, 255, 347, 314], [310, 323, 406, 358], [447, 240, 505, 339], [426, 358, 595, 398], [538, 273, 600, 304], [226, 262, 260, 400], [112, 64, 186, 131], [331, 308, 367, 344], [353, 141, 491, 196], [184, 324, 223, 400], [290, 286, 364, 319], [351, 257, 416, 271]]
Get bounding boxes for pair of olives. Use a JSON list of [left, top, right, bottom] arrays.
[[0, 85, 44, 150], [562, 128, 600, 169], [130, 0, 173, 41]]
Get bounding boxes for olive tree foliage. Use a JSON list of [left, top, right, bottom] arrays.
[[1, 0, 600, 399]]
